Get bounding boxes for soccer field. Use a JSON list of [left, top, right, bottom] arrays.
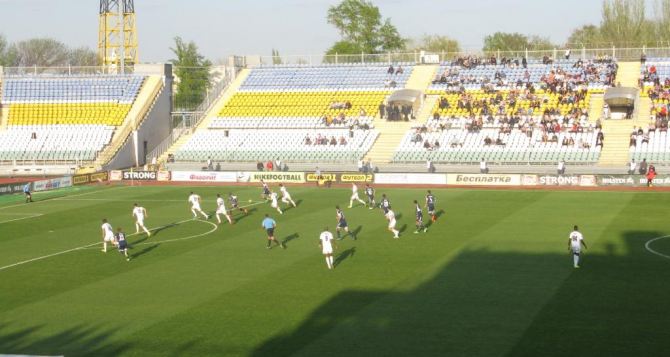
[[1, 184, 669, 356]]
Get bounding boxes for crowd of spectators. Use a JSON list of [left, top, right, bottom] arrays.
[[304, 133, 349, 146], [379, 101, 414, 121]]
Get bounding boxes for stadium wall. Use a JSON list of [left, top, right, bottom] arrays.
[[104, 65, 173, 170]]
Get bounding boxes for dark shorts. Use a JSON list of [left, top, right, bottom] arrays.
[[382, 207, 389, 214], [338, 220, 348, 228], [263, 188, 270, 195], [266, 228, 275, 237], [118, 240, 128, 250], [24, 191, 31, 195], [367, 195, 374, 200], [416, 215, 423, 223], [427, 204, 435, 212]]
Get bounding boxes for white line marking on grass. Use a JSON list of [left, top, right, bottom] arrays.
[[0, 213, 43, 224], [645, 235, 670, 260], [56, 198, 186, 202], [0, 200, 266, 272], [0, 186, 129, 211]]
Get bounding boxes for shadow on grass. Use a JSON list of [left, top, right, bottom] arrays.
[[281, 233, 300, 247], [352, 225, 363, 239], [399, 224, 408, 234], [0, 323, 131, 356], [251, 230, 670, 357], [132, 244, 159, 260], [334, 247, 356, 267]]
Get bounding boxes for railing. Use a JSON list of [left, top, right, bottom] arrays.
[[254, 47, 670, 66], [1, 65, 122, 76]]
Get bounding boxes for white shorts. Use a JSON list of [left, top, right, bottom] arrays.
[[216, 207, 228, 215], [191, 203, 201, 211], [136, 218, 145, 226], [351, 193, 360, 200], [322, 246, 333, 254], [104, 234, 115, 242], [282, 195, 291, 202], [388, 219, 396, 229], [571, 245, 581, 254], [271, 201, 278, 208]]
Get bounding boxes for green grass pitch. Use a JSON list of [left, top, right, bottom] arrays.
[[1, 184, 669, 356]]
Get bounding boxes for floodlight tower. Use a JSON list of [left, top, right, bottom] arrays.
[[98, 0, 138, 72]]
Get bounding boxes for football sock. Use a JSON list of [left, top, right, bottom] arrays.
[[336, 230, 341, 238], [328, 256, 334, 267], [267, 240, 271, 248], [573, 254, 579, 267], [325, 257, 331, 269]]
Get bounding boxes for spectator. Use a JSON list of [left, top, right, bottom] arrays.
[[266, 160, 274, 171], [628, 159, 637, 175], [427, 159, 435, 173], [387, 65, 394, 74], [207, 157, 213, 170], [358, 159, 364, 173], [379, 101, 386, 119], [395, 65, 404, 75], [564, 49, 571, 60], [275, 158, 282, 171], [480, 158, 488, 174], [256, 161, 264, 171], [557, 160, 566, 175], [639, 158, 648, 175], [215, 162, 221, 171]]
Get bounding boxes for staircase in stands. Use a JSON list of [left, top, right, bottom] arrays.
[[157, 68, 251, 165], [597, 61, 648, 167], [364, 64, 438, 163]]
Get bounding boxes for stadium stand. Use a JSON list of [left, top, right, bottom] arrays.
[[391, 56, 616, 164], [0, 74, 145, 162], [635, 59, 670, 162], [174, 64, 412, 163]]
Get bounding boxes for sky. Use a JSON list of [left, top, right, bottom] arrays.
[[0, 0, 657, 63]]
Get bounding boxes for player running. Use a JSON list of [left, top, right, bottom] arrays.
[[228, 193, 249, 215], [365, 184, 376, 210], [188, 192, 209, 219], [348, 183, 367, 208], [261, 214, 285, 249], [215, 194, 233, 225], [279, 184, 297, 208], [261, 180, 271, 201], [380, 194, 391, 214], [386, 209, 400, 239], [132, 203, 151, 236], [335, 205, 356, 240], [568, 225, 587, 268], [413, 200, 428, 234], [319, 227, 336, 270], [425, 190, 437, 222], [269, 190, 283, 215], [101, 218, 116, 252], [23, 183, 33, 203], [115, 227, 130, 261]]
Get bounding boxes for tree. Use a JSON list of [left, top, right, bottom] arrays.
[[68, 47, 99, 66], [654, 0, 670, 44], [170, 36, 212, 111], [567, 25, 602, 47], [483, 32, 555, 53], [600, 0, 653, 46], [326, 0, 405, 54], [271, 49, 282, 65], [409, 34, 461, 54], [13, 38, 69, 67]]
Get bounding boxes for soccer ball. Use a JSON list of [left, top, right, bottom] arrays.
[[248, 199, 252, 203]]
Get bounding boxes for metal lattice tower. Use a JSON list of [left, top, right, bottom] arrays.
[[98, 0, 138, 71]]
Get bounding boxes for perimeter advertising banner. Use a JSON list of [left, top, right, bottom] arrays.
[[32, 176, 73, 192], [375, 173, 447, 185], [305, 173, 374, 183], [238, 172, 305, 183], [446, 174, 521, 186], [597, 174, 670, 187], [171, 171, 237, 182], [122, 171, 157, 181], [73, 172, 109, 185], [0, 181, 31, 195]]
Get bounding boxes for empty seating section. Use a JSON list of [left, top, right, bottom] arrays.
[[217, 91, 386, 122], [241, 64, 412, 91], [174, 64, 409, 163], [2, 75, 144, 125], [630, 131, 670, 162], [176, 129, 379, 162], [393, 129, 601, 164], [0, 125, 114, 161]]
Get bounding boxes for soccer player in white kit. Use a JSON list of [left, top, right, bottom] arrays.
[[568, 225, 587, 268], [101, 218, 116, 252], [188, 191, 209, 219], [270, 191, 283, 215], [319, 228, 336, 270], [132, 203, 151, 236], [386, 209, 400, 239], [215, 194, 233, 225], [348, 183, 367, 208], [279, 184, 296, 207]]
